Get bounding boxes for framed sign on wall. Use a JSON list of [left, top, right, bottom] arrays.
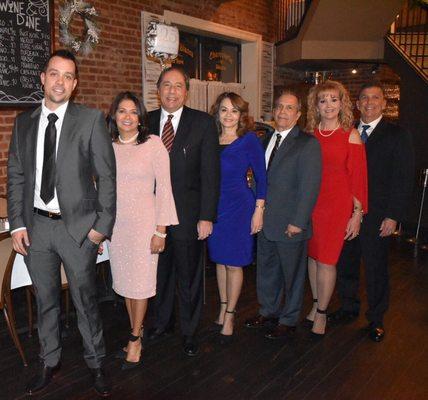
[[0, 0, 53, 107]]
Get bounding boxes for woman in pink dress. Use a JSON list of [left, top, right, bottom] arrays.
[[305, 81, 368, 336], [107, 92, 178, 369]]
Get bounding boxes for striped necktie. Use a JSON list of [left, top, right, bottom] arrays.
[[360, 124, 370, 143], [267, 133, 282, 170], [162, 114, 174, 152]]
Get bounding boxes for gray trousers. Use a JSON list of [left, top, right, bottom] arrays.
[[256, 231, 307, 326], [25, 213, 105, 368]]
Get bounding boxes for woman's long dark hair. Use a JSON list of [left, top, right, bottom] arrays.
[[107, 91, 150, 145]]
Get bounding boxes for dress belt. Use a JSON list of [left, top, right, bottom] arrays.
[[33, 208, 62, 220]]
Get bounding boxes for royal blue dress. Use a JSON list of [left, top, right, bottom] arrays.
[[208, 132, 267, 267]]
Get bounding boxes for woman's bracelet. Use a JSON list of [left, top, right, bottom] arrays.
[[255, 205, 265, 211], [154, 230, 167, 238]]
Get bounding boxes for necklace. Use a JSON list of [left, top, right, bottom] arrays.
[[318, 122, 340, 137], [118, 132, 138, 144]]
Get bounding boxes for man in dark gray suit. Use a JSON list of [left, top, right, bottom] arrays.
[[7, 50, 116, 396], [245, 91, 321, 339]]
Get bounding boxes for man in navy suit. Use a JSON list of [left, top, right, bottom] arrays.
[[329, 82, 414, 342]]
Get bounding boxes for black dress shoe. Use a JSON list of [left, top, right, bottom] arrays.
[[244, 315, 278, 329], [147, 327, 173, 341], [265, 324, 296, 340], [368, 326, 385, 342], [182, 336, 199, 357], [327, 308, 359, 324], [26, 363, 60, 395], [91, 368, 111, 397]]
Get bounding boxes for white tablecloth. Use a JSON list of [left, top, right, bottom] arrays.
[[11, 242, 110, 290]]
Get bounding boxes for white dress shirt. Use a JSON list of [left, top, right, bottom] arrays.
[[11, 100, 69, 234], [358, 115, 383, 137], [159, 107, 184, 138], [265, 126, 294, 169]]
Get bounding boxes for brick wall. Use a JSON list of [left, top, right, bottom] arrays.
[[0, 0, 275, 194]]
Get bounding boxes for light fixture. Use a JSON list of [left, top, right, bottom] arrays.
[[351, 68, 357, 74], [371, 64, 379, 74]]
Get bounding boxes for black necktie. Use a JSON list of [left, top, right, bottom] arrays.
[[360, 124, 370, 143], [40, 113, 58, 204], [267, 133, 282, 170]]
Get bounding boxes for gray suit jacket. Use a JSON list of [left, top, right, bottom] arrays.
[[7, 102, 116, 245], [263, 126, 321, 242]]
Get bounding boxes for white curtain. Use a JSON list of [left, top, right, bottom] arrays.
[[186, 79, 245, 113]]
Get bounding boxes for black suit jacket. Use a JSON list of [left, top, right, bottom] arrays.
[[148, 106, 220, 240], [7, 102, 117, 244], [362, 117, 414, 223]]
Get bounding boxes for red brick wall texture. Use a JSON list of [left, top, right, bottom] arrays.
[[0, 0, 275, 194]]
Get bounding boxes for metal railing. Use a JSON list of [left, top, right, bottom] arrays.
[[276, 0, 312, 44], [387, 0, 428, 81]]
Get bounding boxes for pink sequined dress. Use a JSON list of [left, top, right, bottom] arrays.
[[110, 135, 178, 299]]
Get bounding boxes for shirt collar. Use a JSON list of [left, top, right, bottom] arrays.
[[161, 106, 184, 121], [359, 114, 383, 132], [274, 125, 294, 138], [41, 99, 69, 121]]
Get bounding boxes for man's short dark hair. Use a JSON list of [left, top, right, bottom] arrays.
[[358, 80, 385, 98], [274, 89, 302, 111], [43, 49, 79, 78], [156, 65, 190, 91]]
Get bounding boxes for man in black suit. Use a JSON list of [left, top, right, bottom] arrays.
[[147, 66, 220, 356], [245, 91, 321, 339], [329, 82, 414, 342], [7, 50, 116, 395]]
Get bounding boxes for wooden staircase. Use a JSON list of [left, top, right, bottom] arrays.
[[387, 1, 428, 83]]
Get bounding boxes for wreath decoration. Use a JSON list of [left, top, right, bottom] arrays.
[[59, 1, 100, 55]]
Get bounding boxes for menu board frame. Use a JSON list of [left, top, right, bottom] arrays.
[[0, 0, 54, 108]]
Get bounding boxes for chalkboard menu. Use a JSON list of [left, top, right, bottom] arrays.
[[0, 0, 53, 106]]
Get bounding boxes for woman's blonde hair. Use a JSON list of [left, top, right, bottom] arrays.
[[306, 80, 354, 132]]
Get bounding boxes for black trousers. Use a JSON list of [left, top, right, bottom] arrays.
[[152, 235, 203, 337], [25, 214, 104, 368], [336, 217, 391, 326]]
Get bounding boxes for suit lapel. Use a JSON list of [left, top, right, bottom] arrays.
[[171, 106, 190, 155], [151, 109, 161, 136], [27, 107, 42, 188], [56, 102, 78, 173], [269, 125, 300, 171], [365, 117, 386, 148]]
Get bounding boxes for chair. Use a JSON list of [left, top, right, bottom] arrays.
[[0, 232, 28, 366]]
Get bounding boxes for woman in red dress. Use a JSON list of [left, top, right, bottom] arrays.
[[305, 81, 368, 336]]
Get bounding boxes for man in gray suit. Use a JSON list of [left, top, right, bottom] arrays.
[[7, 50, 116, 396], [245, 91, 321, 339]]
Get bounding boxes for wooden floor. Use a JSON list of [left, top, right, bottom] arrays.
[[1, 238, 428, 400]]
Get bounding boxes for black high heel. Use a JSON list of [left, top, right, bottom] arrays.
[[121, 333, 143, 370], [116, 327, 144, 359], [219, 310, 236, 345], [303, 299, 318, 327], [212, 301, 227, 331], [311, 308, 327, 338]]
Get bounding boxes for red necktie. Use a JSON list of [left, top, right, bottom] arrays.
[[162, 114, 174, 152]]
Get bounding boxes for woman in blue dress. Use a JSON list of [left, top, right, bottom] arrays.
[[208, 92, 267, 342]]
